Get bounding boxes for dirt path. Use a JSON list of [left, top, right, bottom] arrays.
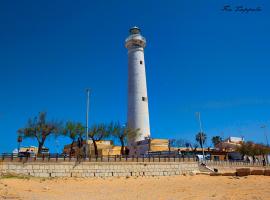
[[0, 175, 269, 200]]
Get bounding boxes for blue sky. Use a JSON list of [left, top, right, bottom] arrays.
[[0, 0, 270, 152]]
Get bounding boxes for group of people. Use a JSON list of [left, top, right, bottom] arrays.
[[243, 155, 267, 166]]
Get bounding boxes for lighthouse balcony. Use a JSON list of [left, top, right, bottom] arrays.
[[125, 34, 146, 48]]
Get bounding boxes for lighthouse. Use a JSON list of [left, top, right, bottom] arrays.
[[125, 26, 151, 149]]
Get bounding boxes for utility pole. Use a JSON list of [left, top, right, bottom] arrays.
[[261, 125, 269, 147], [86, 89, 90, 157], [196, 112, 205, 162]]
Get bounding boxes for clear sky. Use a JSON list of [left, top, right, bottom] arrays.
[[0, 0, 270, 152]]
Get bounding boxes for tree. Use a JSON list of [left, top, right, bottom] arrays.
[[63, 122, 85, 155], [108, 122, 139, 155], [256, 144, 270, 164], [88, 124, 109, 156], [17, 112, 61, 154], [237, 141, 252, 157], [186, 143, 199, 157], [195, 132, 207, 149], [188, 143, 198, 151], [211, 136, 222, 147], [237, 141, 270, 161]]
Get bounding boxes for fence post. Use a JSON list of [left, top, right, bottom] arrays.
[[136, 156, 138, 162], [11, 154, 13, 161], [142, 156, 144, 162], [159, 155, 160, 162], [114, 155, 116, 162], [56, 153, 58, 162]]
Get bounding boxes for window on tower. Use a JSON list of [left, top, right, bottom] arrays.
[[140, 60, 143, 65], [142, 97, 147, 102]]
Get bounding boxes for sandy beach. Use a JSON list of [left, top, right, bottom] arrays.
[[0, 175, 269, 200]]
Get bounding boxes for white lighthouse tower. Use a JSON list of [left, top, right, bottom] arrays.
[[125, 26, 151, 150]]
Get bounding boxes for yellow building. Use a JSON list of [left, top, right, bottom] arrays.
[[135, 138, 169, 155], [63, 140, 123, 156]]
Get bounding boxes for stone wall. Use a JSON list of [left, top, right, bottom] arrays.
[[203, 162, 270, 173], [0, 161, 199, 178]]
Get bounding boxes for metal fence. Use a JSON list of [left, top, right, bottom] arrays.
[[0, 153, 269, 166], [204, 159, 269, 167], [1, 153, 197, 163]]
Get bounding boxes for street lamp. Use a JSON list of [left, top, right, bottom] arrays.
[[261, 125, 269, 147], [85, 88, 90, 157]]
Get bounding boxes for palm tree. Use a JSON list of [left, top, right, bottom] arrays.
[[196, 132, 207, 149], [211, 136, 222, 147], [18, 112, 61, 154], [108, 122, 139, 155], [88, 124, 109, 156], [64, 122, 85, 155]]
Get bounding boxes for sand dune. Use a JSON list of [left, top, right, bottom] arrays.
[[0, 175, 269, 200]]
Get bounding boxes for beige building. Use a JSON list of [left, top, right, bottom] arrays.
[[215, 136, 244, 151], [63, 140, 123, 156], [134, 138, 169, 156], [19, 146, 49, 154]]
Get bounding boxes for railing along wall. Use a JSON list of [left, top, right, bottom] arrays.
[[0, 153, 196, 163], [0, 153, 269, 166], [204, 160, 270, 167]]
